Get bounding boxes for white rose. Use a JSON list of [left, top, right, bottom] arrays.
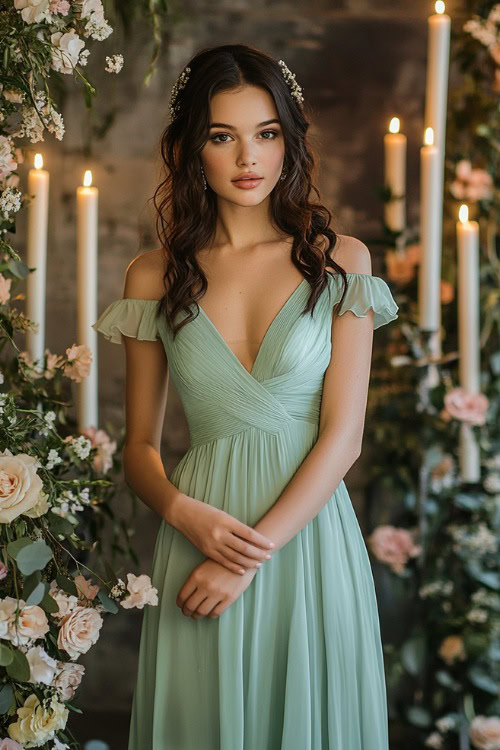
[[13, 0, 50, 24], [26, 645, 58, 685], [0, 136, 17, 181], [57, 606, 103, 660], [52, 660, 85, 700], [80, 0, 104, 20], [0, 449, 43, 523], [50, 30, 85, 74], [8, 693, 68, 747], [120, 573, 158, 610]]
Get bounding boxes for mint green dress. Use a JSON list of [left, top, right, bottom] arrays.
[[92, 272, 399, 750]]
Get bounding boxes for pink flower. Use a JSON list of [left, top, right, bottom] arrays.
[[57, 605, 103, 660], [53, 660, 85, 701], [0, 274, 12, 305], [73, 574, 100, 602], [0, 738, 24, 749], [438, 635, 466, 666], [80, 426, 117, 474], [440, 280, 454, 304], [43, 349, 65, 380], [367, 525, 422, 575], [64, 344, 92, 383], [0, 562, 7, 580], [121, 573, 158, 610], [443, 388, 489, 426], [469, 715, 500, 750], [385, 247, 418, 285], [450, 159, 493, 202], [49, 0, 70, 13]]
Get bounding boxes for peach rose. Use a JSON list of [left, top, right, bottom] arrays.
[[80, 426, 117, 474], [441, 280, 454, 304], [0, 597, 19, 640], [52, 660, 85, 700], [121, 573, 158, 610], [48, 580, 79, 620], [0, 449, 44, 523], [385, 248, 417, 285], [57, 605, 103, 660], [63, 344, 92, 383], [443, 388, 489, 426], [367, 525, 422, 574], [450, 159, 494, 202], [438, 635, 466, 666], [9, 603, 50, 646], [469, 715, 500, 750], [43, 349, 65, 380]]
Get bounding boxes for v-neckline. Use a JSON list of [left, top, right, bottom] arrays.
[[196, 277, 308, 377]]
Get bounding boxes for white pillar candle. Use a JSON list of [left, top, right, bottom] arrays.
[[26, 153, 49, 367], [424, 2, 451, 159], [383, 117, 407, 234], [76, 169, 98, 432], [457, 204, 481, 482], [418, 127, 442, 363]]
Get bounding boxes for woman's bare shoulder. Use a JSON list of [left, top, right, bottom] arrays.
[[123, 248, 166, 300], [326, 233, 372, 275]]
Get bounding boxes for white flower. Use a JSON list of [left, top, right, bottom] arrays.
[[484, 472, 500, 494], [3, 88, 25, 104], [26, 645, 59, 685], [425, 732, 443, 748], [0, 135, 17, 180], [105, 54, 123, 74], [14, 0, 51, 24], [80, 0, 104, 20], [436, 716, 456, 732], [50, 29, 86, 74], [8, 693, 68, 747], [120, 573, 158, 609], [0, 186, 22, 218]]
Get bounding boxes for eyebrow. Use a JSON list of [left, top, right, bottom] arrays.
[[208, 119, 281, 130]]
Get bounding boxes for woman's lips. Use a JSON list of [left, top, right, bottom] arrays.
[[231, 177, 263, 189]]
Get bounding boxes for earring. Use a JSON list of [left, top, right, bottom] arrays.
[[280, 168, 287, 181], [201, 165, 207, 190]]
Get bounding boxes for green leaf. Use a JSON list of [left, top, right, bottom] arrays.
[[466, 562, 500, 590], [40, 589, 60, 615], [22, 570, 42, 600], [401, 634, 426, 676], [25, 581, 48, 606], [6, 649, 30, 682], [15, 540, 52, 575], [49, 514, 75, 537], [406, 705, 432, 727], [6, 537, 33, 559], [467, 666, 499, 694], [435, 669, 461, 690], [97, 588, 118, 614], [0, 644, 14, 667], [56, 574, 78, 597], [0, 683, 14, 714], [454, 493, 484, 511]]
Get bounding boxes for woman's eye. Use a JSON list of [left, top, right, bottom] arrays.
[[210, 130, 279, 144]]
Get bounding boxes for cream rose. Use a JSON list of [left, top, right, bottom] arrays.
[[52, 661, 85, 701], [0, 449, 43, 523], [438, 635, 466, 666], [469, 715, 500, 750], [57, 605, 103, 660], [9, 603, 50, 647], [26, 645, 59, 686], [8, 693, 68, 747]]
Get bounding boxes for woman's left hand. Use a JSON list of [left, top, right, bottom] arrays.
[[176, 558, 257, 620]]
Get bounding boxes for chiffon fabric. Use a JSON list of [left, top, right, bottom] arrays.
[[92, 271, 399, 750]]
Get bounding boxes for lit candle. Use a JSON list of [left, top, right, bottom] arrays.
[[26, 153, 49, 367], [418, 127, 442, 364], [456, 204, 480, 482], [383, 117, 406, 234], [76, 169, 98, 432], [424, 2, 451, 158]]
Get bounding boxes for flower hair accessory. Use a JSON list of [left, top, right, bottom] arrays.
[[169, 65, 191, 120], [278, 59, 304, 108]]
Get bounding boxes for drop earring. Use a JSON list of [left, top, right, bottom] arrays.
[[280, 168, 287, 181], [201, 165, 207, 190]]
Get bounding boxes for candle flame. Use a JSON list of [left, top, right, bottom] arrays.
[[34, 153, 43, 169], [424, 127, 434, 146], [435, 1, 445, 13], [459, 204, 469, 223], [389, 117, 400, 134], [83, 170, 93, 187]]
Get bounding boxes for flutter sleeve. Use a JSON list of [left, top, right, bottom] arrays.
[[333, 272, 399, 330], [91, 298, 160, 344]]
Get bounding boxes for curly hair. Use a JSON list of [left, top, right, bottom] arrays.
[[150, 43, 348, 338]]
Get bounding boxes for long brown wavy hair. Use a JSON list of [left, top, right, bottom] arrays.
[[151, 43, 349, 338]]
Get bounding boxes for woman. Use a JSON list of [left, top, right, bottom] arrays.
[[93, 43, 399, 749]]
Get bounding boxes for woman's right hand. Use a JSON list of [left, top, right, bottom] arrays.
[[170, 493, 275, 574]]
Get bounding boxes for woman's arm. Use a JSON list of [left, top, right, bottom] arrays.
[[252, 238, 375, 552]]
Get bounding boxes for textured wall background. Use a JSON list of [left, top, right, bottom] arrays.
[[12, 0, 462, 737]]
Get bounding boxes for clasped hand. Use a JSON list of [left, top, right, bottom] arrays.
[[176, 558, 257, 620]]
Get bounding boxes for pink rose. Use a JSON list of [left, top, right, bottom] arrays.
[[367, 525, 422, 575], [57, 605, 103, 660], [0, 738, 24, 749], [73, 574, 99, 602], [0, 562, 7, 581], [443, 388, 489, 426], [450, 160, 493, 202], [469, 715, 500, 750], [53, 660, 85, 700], [438, 635, 466, 666], [64, 344, 92, 383]]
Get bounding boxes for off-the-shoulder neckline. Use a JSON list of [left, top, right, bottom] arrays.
[[117, 272, 386, 304]]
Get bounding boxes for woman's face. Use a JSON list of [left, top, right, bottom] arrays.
[[200, 84, 285, 206]]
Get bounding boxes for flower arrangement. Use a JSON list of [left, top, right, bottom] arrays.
[[364, 4, 500, 749]]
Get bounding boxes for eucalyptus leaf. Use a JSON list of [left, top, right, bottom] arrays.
[[22, 570, 42, 600], [6, 537, 33, 559], [406, 705, 432, 727], [15, 540, 52, 575], [401, 634, 426, 676], [466, 562, 500, 590], [97, 589, 119, 614], [467, 666, 499, 694], [6, 649, 30, 682], [25, 581, 47, 606], [0, 644, 14, 667], [56, 574, 78, 597], [0, 683, 14, 714]]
